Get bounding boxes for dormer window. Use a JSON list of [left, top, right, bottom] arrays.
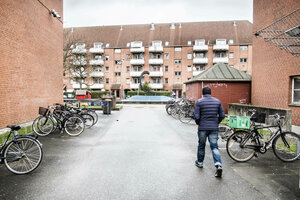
[[152, 41, 162, 47], [106, 43, 110, 48], [76, 43, 85, 49], [195, 39, 205, 46], [94, 42, 103, 48], [165, 41, 169, 46], [216, 39, 227, 45]]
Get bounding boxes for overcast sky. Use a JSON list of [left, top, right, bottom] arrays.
[[63, 0, 253, 27]]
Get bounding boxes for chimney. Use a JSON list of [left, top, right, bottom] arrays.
[[151, 23, 155, 30]]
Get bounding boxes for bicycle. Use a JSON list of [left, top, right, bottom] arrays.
[[226, 110, 300, 162], [0, 125, 43, 174]]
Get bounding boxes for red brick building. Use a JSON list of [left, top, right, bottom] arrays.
[[64, 21, 252, 99], [252, 0, 300, 125], [0, 0, 63, 128], [185, 63, 251, 113]]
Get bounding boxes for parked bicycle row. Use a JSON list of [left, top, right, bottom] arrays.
[[166, 101, 300, 162]]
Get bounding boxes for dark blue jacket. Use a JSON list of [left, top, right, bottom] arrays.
[[194, 94, 225, 131]]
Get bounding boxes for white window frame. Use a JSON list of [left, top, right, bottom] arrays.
[[187, 53, 192, 59], [175, 47, 182, 52], [292, 76, 300, 104], [114, 49, 121, 53]]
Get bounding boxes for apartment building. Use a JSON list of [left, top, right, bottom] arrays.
[[64, 20, 252, 98]]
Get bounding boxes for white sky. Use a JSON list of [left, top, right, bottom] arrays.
[[63, 0, 253, 27]]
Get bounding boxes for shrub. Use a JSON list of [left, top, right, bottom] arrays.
[[90, 91, 109, 99], [127, 90, 171, 97]]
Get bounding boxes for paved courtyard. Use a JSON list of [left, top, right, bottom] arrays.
[[0, 104, 299, 200]]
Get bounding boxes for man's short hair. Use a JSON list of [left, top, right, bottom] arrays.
[[202, 86, 211, 95]]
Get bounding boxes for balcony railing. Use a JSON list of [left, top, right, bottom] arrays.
[[149, 83, 163, 89], [149, 58, 163, 65], [130, 47, 145, 53], [213, 57, 229, 63], [89, 48, 104, 54], [149, 71, 163, 77], [193, 45, 208, 51], [193, 57, 208, 64], [89, 83, 104, 89], [130, 59, 145, 65], [130, 83, 140, 89], [213, 44, 229, 51], [89, 71, 104, 77], [72, 48, 87, 54], [73, 60, 87, 65], [89, 59, 104, 65], [72, 83, 87, 89], [130, 71, 143, 77], [149, 46, 163, 52]]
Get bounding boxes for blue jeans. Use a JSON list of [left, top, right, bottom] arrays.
[[197, 130, 222, 167]]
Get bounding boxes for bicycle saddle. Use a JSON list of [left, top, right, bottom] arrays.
[[7, 125, 21, 131]]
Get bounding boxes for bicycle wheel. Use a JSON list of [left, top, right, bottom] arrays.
[[88, 110, 98, 125], [272, 132, 300, 162], [64, 116, 85, 136], [4, 137, 43, 174], [178, 110, 192, 124], [166, 105, 173, 115], [226, 130, 257, 162], [81, 113, 94, 129], [36, 116, 54, 136]]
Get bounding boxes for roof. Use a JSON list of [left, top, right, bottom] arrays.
[[65, 20, 252, 48], [185, 63, 252, 84]]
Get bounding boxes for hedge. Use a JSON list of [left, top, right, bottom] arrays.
[[90, 91, 109, 99], [127, 90, 171, 96]]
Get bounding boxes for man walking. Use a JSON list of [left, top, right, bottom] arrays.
[[194, 86, 225, 177]]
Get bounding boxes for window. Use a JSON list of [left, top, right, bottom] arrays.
[[126, 54, 131, 60], [216, 39, 226, 45], [126, 66, 130, 72], [152, 41, 162, 47], [240, 58, 247, 63], [106, 78, 109, 84], [105, 43, 110, 48], [115, 60, 122, 65], [153, 78, 161, 83], [195, 65, 205, 71], [115, 72, 121, 76], [165, 41, 169, 46], [215, 52, 227, 58], [165, 78, 168, 84], [105, 55, 109, 61], [105, 66, 109, 72], [175, 71, 181, 76], [150, 65, 160, 71], [133, 78, 140, 84], [126, 43, 130, 47], [187, 65, 192, 72], [292, 76, 300, 104], [194, 52, 205, 58], [229, 52, 234, 58], [114, 49, 121, 53], [187, 41, 192, 45], [228, 40, 234, 44], [195, 39, 205, 46], [165, 66, 168, 72], [240, 45, 248, 50], [164, 53, 169, 60], [175, 59, 181, 64], [187, 53, 192, 59], [94, 42, 103, 48], [175, 47, 181, 52], [126, 78, 130, 84]]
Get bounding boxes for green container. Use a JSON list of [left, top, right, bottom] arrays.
[[229, 116, 251, 129]]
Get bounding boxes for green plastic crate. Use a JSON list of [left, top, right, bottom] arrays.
[[229, 116, 251, 129]]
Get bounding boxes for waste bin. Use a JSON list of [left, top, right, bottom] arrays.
[[103, 99, 112, 114]]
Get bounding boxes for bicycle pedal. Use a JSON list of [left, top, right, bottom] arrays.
[[254, 153, 258, 157]]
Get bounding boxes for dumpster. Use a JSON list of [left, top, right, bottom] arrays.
[[103, 99, 112, 114]]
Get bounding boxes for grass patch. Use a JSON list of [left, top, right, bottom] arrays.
[[276, 144, 297, 153]]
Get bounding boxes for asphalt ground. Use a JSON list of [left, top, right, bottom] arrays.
[[0, 104, 299, 200]]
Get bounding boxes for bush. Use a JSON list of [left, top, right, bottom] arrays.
[[127, 90, 171, 97], [90, 91, 109, 99]]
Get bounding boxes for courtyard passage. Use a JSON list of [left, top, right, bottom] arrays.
[[0, 104, 299, 200]]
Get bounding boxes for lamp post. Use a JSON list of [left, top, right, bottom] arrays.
[[120, 58, 124, 99]]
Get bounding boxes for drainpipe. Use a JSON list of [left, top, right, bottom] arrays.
[[201, 81, 204, 98]]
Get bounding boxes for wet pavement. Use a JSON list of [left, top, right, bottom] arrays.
[[0, 104, 299, 200]]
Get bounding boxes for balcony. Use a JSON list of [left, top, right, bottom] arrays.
[[213, 57, 229, 63], [193, 57, 208, 64], [193, 71, 203, 77], [89, 48, 104, 54], [89, 83, 104, 89], [130, 71, 143, 77], [149, 71, 163, 77], [130, 59, 145, 65], [72, 72, 87, 77], [89, 59, 104, 65], [213, 44, 229, 51], [130, 47, 145, 53], [73, 60, 87, 65], [149, 83, 163, 89], [72, 83, 87, 89], [130, 83, 140, 89], [193, 45, 208, 51], [149, 46, 163, 52], [149, 58, 163, 65], [89, 71, 104, 77], [72, 48, 87, 54]]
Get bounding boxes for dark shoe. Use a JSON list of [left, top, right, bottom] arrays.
[[215, 165, 222, 177], [195, 161, 203, 168]]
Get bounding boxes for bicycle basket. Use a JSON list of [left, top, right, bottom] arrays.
[[250, 112, 266, 123], [39, 107, 48, 116]]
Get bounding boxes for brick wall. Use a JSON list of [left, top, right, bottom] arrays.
[[186, 81, 251, 113], [0, 0, 63, 128], [253, 0, 300, 125]]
